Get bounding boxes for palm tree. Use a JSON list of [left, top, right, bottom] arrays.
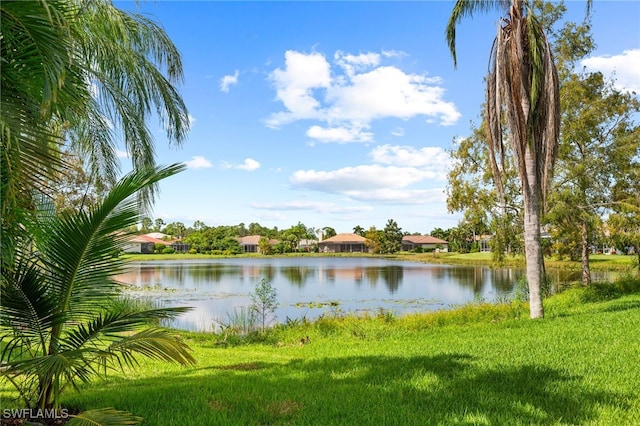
[[446, 0, 569, 318], [1, 164, 193, 421], [1, 0, 190, 270]]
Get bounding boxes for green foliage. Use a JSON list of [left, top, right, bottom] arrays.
[[161, 247, 175, 254], [21, 282, 640, 425], [218, 306, 258, 338], [380, 219, 403, 254], [322, 226, 337, 239], [258, 237, 273, 255], [514, 273, 554, 302], [0, 165, 194, 414], [364, 226, 382, 254], [579, 275, 640, 303], [250, 279, 278, 332]]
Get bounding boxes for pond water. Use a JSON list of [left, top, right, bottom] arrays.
[[116, 257, 613, 331]]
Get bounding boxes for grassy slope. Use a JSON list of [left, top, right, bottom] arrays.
[[52, 287, 640, 425]]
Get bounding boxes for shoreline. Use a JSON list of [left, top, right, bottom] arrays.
[[122, 251, 636, 272]]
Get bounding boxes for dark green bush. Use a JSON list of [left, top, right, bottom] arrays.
[[580, 276, 640, 302]]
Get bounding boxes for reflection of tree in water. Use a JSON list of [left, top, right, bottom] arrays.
[[378, 266, 404, 293], [279, 266, 313, 288], [260, 265, 276, 282], [189, 264, 241, 284], [442, 267, 488, 294], [490, 268, 521, 293], [364, 267, 380, 288]]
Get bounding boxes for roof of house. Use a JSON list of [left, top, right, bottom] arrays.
[[128, 234, 171, 245], [237, 235, 279, 245], [402, 235, 448, 244], [320, 233, 367, 244], [145, 232, 169, 240]]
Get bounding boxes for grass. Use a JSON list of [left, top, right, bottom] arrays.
[[2, 279, 636, 425], [124, 251, 638, 273]]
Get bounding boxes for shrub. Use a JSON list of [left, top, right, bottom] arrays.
[[250, 278, 278, 332], [162, 246, 175, 254], [580, 275, 640, 303]]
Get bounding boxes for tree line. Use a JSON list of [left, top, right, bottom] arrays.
[[137, 218, 414, 255]]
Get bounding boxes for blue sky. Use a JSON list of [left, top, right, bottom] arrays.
[[116, 1, 639, 234]]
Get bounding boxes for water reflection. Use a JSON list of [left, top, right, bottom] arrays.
[[116, 258, 614, 331]]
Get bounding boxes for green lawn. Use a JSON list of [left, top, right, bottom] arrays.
[[10, 282, 634, 425]]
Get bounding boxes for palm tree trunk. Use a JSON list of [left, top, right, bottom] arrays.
[[523, 147, 544, 319], [581, 220, 591, 285]]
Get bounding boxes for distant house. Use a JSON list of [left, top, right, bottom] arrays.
[[475, 234, 492, 253], [318, 233, 368, 253], [123, 234, 169, 254], [297, 239, 318, 252], [145, 232, 170, 240], [123, 234, 190, 254], [401, 235, 448, 252], [237, 235, 279, 253], [170, 239, 191, 253]]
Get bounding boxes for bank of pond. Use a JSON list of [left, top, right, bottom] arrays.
[[68, 279, 640, 425]]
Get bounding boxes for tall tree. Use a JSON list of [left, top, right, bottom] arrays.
[[322, 227, 337, 239], [364, 226, 382, 254], [447, 0, 567, 318], [549, 71, 640, 284], [353, 225, 365, 236], [154, 218, 166, 233], [381, 219, 403, 254], [1, 0, 189, 271]]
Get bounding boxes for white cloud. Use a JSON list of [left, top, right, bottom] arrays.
[[266, 49, 461, 142], [265, 51, 331, 127], [288, 144, 451, 204], [290, 165, 438, 193], [370, 144, 450, 174], [223, 158, 261, 171], [250, 200, 372, 215], [391, 127, 405, 137], [306, 125, 374, 143], [237, 158, 261, 171], [334, 51, 381, 77], [188, 114, 197, 126], [184, 156, 212, 169], [346, 188, 446, 204], [220, 70, 240, 93], [581, 49, 640, 94]]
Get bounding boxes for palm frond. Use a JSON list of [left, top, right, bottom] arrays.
[[107, 328, 196, 366], [67, 408, 142, 426], [40, 164, 184, 321], [61, 307, 192, 351], [446, 0, 509, 68]]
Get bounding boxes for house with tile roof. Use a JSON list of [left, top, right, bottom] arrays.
[[318, 233, 368, 253], [237, 235, 279, 253], [123, 234, 190, 254], [123, 234, 169, 254], [401, 235, 448, 252]]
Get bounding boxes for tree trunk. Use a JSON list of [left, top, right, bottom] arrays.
[[581, 220, 591, 285], [523, 147, 544, 319]]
